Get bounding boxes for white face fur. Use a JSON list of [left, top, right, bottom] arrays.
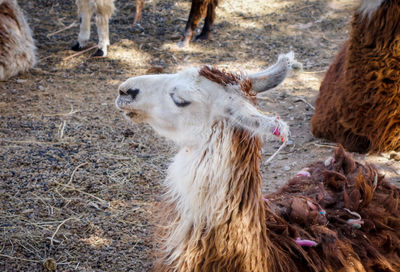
[[116, 68, 234, 146], [115, 53, 295, 147]]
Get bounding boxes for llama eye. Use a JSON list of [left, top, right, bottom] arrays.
[[170, 93, 191, 107]]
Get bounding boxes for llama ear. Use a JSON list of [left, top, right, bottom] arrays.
[[248, 52, 299, 93], [223, 101, 290, 142]]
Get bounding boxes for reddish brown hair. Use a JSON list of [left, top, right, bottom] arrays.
[[311, 0, 400, 153], [199, 66, 256, 104]]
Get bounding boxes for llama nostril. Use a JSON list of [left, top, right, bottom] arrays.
[[119, 89, 127, 96], [127, 88, 139, 100]]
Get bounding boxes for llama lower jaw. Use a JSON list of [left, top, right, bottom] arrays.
[[115, 97, 145, 123], [125, 111, 145, 124]]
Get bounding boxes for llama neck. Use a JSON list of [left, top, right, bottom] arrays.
[[162, 121, 270, 271], [353, 1, 400, 49], [166, 121, 264, 228]]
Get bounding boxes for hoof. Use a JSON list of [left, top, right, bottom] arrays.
[[179, 31, 193, 47], [92, 48, 106, 57], [132, 23, 144, 33], [178, 38, 190, 48], [71, 42, 84, 51], [195, 32, 211, 41]]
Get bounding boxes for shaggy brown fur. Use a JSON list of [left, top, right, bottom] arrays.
[[266, 146, 400, 271], [311, 0, 400, 153], [154, 125, 273, 271], [0, 0, 36, 80], [199, 66, 256, 103], [154, 127, 400, 271]]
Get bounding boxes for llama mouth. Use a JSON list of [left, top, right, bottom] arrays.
[[115, 96, 144, 123], [115, 95, 134, 110]]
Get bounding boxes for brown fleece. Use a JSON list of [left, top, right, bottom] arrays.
[[311, 0, 400, 153], [153, 130, 400, 271]]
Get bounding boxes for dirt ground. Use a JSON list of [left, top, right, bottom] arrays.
[[1, 0, 399, 271]]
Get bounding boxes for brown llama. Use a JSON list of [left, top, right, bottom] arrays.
[[181, 0, 219, 46], [134, 0, 218, 47], [311, 0, 400, 153], [115, 53, 400, 271], [0, 0, 36, 80]]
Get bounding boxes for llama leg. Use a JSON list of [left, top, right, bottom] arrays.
[[181, 0, 208, 47], [72, 0, 93, 51], [93, 0, 115, 57], [134, 0, 144, 24], [196, 0, 217, 40]]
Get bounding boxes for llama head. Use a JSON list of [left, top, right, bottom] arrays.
[[115, 53, 294, 147]]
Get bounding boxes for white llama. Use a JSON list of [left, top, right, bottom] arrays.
[[72, 0, 115, 57], [115, 53, 400, 271]]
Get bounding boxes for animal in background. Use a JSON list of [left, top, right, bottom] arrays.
[[72, 0, 218, 57], [0, 0, 36, 80], [311, 0, 400, 153], [134, 0, 219, 47], [116, 53, 400, 271], [72, 0, 115, 57], [181, 0, 219, 46]]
